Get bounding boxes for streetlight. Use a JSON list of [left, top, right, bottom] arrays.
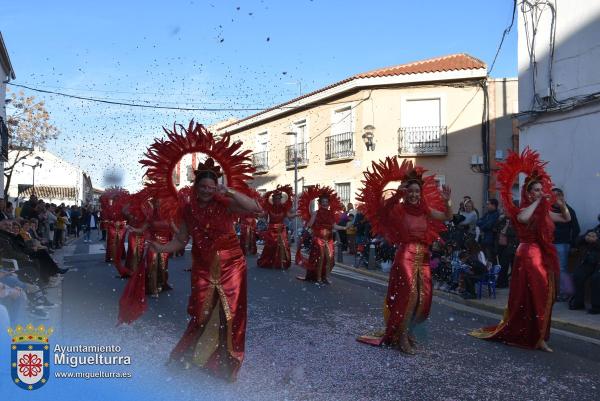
[[284, 131, 299, 251], [22, 156, 43, 195]]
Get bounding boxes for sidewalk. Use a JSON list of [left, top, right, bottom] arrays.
[[329, 247, 600, 341], [29, 236, 78, 331]]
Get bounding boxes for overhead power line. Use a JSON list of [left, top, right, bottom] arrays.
[[8, 82, 273, 112]]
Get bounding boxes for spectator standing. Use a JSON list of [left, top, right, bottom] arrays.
[[569, 230, 600, 314], [19, 195, 38, 220], [0, 199, 8, 221], [494, 214, 518, 288], [54, 208, 67, 248], [551, 188, 580, 301], [337, 206, 349, 251], [477, 199, 500, 263], [459, 199, 478, 237]]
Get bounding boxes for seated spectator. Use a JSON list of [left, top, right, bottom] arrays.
[[569, 230, 600, 314], [458, 250, 488, 299]]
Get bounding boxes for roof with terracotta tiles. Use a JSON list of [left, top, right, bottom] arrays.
[[219, 53, 486, 132], [18, 184, 77, 200]]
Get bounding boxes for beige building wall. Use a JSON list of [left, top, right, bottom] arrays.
[[222, 79, 515, 212]]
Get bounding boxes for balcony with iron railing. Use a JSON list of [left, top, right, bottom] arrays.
[[398, 126, 448, 156], [285, 142, 309, 169], [325, 132, 354, 162], [251, 151, 269, 174]]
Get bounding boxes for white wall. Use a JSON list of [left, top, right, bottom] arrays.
[[518, 0, 600, 110], [7, 149, 86, 205], [518, 0, 600, 230], [0, 63, 8, 196]]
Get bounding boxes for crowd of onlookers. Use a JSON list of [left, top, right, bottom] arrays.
[[0, 194, 101, 329], [319, 193, 600, 314], [430, 190, 600, 314]]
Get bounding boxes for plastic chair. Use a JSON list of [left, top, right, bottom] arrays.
[[477, 264, 502, 299]]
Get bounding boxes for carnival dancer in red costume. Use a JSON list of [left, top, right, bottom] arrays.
[[296, 186, 344, 284], [257, 185, 295, 269], [356, 157, 452, 354], [140, 121, 262, 381], [239, 216, 257, 255], [143, 198, 175, 297], [100, 188, 131, 277], [470, 148, 570, 352], [123, 189, 151, 274], [118, 189, 151, 325]]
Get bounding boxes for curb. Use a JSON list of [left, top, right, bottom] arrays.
[[334, 260, 600, 341]]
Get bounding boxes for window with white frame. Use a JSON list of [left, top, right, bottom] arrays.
[[335, 183, 351, 206], [402, 98, 441, 128], [293, 119, 307, 144], [400, 97, 446, 154], [256, 131, 269, 153], [327, 106, 354, 159], [434, 174, 445, 189]]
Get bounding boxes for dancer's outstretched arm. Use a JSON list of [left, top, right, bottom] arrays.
[[147, 221, 188, 253], [430, 185, 453, 221], [221, 185, 263, 215]]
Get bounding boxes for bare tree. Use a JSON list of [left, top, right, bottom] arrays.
[[4, 89, 59, 197]]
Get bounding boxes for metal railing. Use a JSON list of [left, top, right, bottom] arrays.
[[325, 132, 354, 161], [251, 151, 269, 172], [398, 126, 448, 155], [285, 142, 309, 168]]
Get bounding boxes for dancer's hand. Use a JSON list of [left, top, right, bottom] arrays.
[[441, 185, 452, 201], [395, 186, 408, 199]]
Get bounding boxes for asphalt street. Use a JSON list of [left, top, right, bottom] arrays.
[[53, 238, 600, 401]]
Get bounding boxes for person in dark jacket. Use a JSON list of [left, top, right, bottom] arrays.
[[569, 230, 600, 314], [477, 198, 500, 263], [18, 195, 39, 220], [551, 188, 580, 301]]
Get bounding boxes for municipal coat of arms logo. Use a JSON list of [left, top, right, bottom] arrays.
[[7, 323, 54, 390]]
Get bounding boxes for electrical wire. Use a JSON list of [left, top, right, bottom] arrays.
[[489, 0, 517, 75]]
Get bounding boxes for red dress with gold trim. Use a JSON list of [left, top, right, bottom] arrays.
[[257, 185, 293, 269], [118, 191, 152, 324], [303, 208, 336, 281], [101, 189, 130, 277], [239, 217, 257, 256], [356, 157, 446, 347], [125, 191, 150, 274], [470, 148, 559, 349], [139, 121, 258, 381], [296, 186, 343, 282], [169, 196, 248, 381], [145, 204, 173, 296], [257, 207, 291, 269]]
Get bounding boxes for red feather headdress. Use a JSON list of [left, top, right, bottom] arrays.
[[99, 187, 130, 220], [262, 184, 293, 212], [496, 147, 555, 218], [356, 157, 445, 244], [297, 185, 343, 223], [139, 120, 255, 220]]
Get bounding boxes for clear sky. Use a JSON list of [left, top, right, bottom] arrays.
[[2, 0, 517, 190]]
